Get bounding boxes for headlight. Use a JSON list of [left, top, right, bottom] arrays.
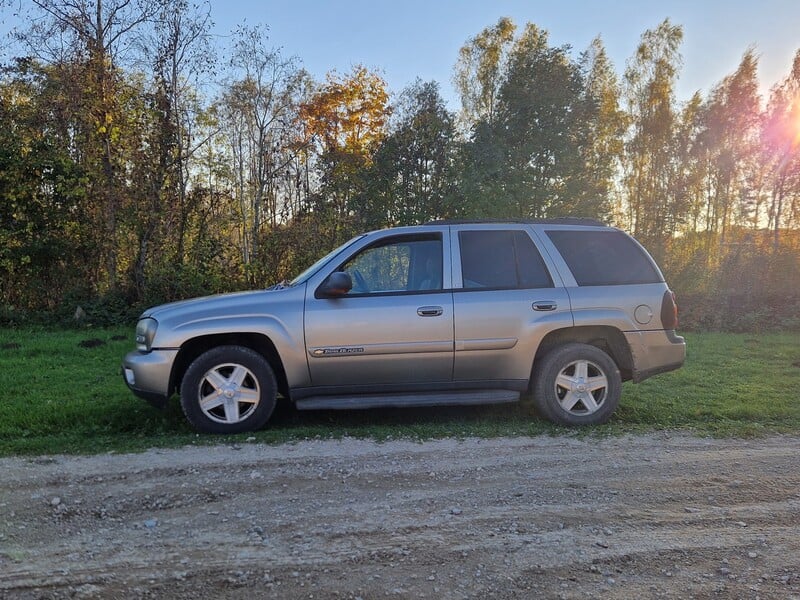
[[135, 317, 158, 352]]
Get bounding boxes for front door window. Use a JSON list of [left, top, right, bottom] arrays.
[[339, 235, 443, 295]]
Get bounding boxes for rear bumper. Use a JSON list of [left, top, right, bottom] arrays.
[[625, 329, 686, 383], [121, 349, 178, 409]]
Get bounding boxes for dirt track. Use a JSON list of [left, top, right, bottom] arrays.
[[2, 433, 800, 599]]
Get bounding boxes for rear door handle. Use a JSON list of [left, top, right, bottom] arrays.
[[417, 306, 443, 317], [532, 301, 557, 312]]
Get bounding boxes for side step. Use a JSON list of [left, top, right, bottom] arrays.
[[295, 390, 520, 411]]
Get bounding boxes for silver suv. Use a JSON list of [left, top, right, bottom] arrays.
[[123, 220, 685, 433]]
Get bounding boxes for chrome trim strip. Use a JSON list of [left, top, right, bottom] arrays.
[[309, 340, 453, 358], [455, 338, 518, 352]]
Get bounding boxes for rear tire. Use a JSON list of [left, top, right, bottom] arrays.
[[533, 343, 621, 426], [180, 345, 277, 434]]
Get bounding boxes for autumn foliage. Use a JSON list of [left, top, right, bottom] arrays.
[[1, 6, 800, 331]]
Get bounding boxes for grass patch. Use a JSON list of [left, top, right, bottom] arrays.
[[0, 329, 798, 456], [616, 332, 800, 435]]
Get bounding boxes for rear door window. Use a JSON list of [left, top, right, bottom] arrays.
[[546, 230, 662, 286], [459, 230, 552, 289]]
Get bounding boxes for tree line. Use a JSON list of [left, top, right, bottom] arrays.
[[1, 3, 799, 331]]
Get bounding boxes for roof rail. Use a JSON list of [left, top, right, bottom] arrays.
[[424, 217, 607, 227]]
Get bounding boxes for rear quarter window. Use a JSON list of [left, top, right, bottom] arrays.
[[546, 230, 662, 286]]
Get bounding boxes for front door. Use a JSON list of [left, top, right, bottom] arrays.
[[304, 231, 454, 389]]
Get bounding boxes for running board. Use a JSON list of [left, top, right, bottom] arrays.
[[295, 390, 520, 411]]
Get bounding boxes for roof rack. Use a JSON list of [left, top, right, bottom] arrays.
[[424, 217, 607, 227]]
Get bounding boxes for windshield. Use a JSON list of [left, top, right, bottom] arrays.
[[289, 235, 364, 286]]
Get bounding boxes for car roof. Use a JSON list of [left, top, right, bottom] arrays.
[[423, 218, 607, 227]]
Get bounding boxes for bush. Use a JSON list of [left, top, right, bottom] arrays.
[[678, 292, 800, 333]]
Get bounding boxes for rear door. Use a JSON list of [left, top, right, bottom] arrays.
[[451, 225, 573, 386]]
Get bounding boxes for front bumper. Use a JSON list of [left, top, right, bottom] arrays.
[[121, 349, 179, 409], [625, 329, 686, 383]]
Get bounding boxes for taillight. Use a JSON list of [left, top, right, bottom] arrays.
[[661, 290, 678, 330]]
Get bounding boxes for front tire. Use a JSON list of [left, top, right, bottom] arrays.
[[180, 345, 277, 434], [533, 343, 621, 426]]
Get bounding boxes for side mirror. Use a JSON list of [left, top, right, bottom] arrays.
[[317, 272, 353, 298]]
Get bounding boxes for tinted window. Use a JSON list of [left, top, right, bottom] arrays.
[[459, 230, 552, 289], [546, 230, 662, 286], [514, 231, 553, 288]]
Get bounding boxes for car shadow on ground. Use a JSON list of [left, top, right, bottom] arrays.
[[260, 397, 551, 434], [141, 394, 559, 443]]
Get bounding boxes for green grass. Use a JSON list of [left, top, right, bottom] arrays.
[[0, 329, 798, 456], [617, 332, 800, 436]]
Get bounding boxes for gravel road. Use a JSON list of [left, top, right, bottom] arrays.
[[2, 433, 800, 599]]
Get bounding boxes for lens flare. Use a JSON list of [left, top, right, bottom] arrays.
[[793, 99, 800, 146]]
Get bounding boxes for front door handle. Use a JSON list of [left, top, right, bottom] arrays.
[[532, 301, 557, 312], [417, 306, 443, 317]]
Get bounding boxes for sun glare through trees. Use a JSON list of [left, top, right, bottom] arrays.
[[0, 5, 799, 333]]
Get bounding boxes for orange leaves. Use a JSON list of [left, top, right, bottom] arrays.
[[299, 65, 391, 161]]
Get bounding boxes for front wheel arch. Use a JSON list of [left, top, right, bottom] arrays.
[[170, 333, 288, 399]]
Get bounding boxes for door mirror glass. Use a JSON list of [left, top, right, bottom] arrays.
[[318, 272, 353, 298]]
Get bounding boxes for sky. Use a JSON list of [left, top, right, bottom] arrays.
[[2, 0, 799, 107], [207, 0, 800, 106]]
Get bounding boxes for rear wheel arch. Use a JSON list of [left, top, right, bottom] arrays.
[[531, 325, 633, 384], [170, 333, 288, 399]]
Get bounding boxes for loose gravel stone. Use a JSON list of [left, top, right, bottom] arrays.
[[2, 434, 800, 599]]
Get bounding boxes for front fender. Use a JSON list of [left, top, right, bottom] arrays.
[[169, 315, 309, 389], [143, 287, 310, 389]]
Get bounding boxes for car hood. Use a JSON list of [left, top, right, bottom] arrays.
[[142, 287, 302, 326]]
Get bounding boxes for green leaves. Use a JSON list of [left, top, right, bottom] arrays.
[[455, 20, 616, 221], [361, 80, 458, 227]]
